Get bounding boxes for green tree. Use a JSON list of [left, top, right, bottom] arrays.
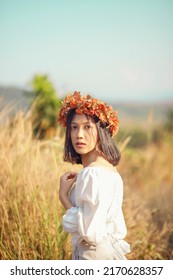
[[30, 74, 60, 139]]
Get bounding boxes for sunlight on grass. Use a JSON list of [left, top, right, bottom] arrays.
[[0, 108, 173, 259]]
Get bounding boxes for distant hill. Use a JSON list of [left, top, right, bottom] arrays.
[[0, 86, 31, 113], [0, 86, 173, 128], [113, 101, 173, 128]]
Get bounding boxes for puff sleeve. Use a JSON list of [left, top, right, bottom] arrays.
[[62, 168, 119, 244]]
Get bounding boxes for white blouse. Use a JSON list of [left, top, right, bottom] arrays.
[[62, 166, 129, 249]]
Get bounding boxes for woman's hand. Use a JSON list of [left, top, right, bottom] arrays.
[[59, 172, 78, 210], [60, 172, 78, 195]]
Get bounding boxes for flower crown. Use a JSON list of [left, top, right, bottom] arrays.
[[58, 91, 119, 136]]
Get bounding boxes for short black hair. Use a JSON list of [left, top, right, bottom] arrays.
[[63, 109, 121, 166]]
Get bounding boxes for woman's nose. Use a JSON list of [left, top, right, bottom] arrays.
[[76, 128, 84, 138]]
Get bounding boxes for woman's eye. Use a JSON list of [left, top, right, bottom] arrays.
[[85, 125, 92, 129], [71, 125, 77, 130]]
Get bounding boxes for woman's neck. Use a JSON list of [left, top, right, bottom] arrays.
[[81, 150, 113, 169], [81, 150, 100, 168]]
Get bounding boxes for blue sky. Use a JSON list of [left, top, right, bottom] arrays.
[[0, 0, 173, 102]]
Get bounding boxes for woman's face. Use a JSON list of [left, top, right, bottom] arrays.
[[70, 114, 98, 155]]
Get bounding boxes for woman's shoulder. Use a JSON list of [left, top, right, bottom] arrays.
[[79, 165, 122, 182]]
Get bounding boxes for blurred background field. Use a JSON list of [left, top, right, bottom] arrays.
[[0, 85, 173, 260]]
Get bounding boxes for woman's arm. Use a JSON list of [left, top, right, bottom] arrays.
[[62, 169, 124, 243], [62, 169, 108, 242], [59, 172, 78, 210]]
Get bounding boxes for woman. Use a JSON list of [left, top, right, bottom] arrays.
[[58, 91, 130, 260]]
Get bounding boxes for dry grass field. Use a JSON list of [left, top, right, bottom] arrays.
[[0, 108, 173, 259]]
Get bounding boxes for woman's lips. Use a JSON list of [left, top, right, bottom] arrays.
[[75, 142, 86, 148]]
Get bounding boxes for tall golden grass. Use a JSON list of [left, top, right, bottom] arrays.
[[0, 108, 173, 259]]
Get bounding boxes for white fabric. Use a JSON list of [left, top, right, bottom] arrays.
[[72, 237, 131, 260], [62, 166, 129, 249]]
